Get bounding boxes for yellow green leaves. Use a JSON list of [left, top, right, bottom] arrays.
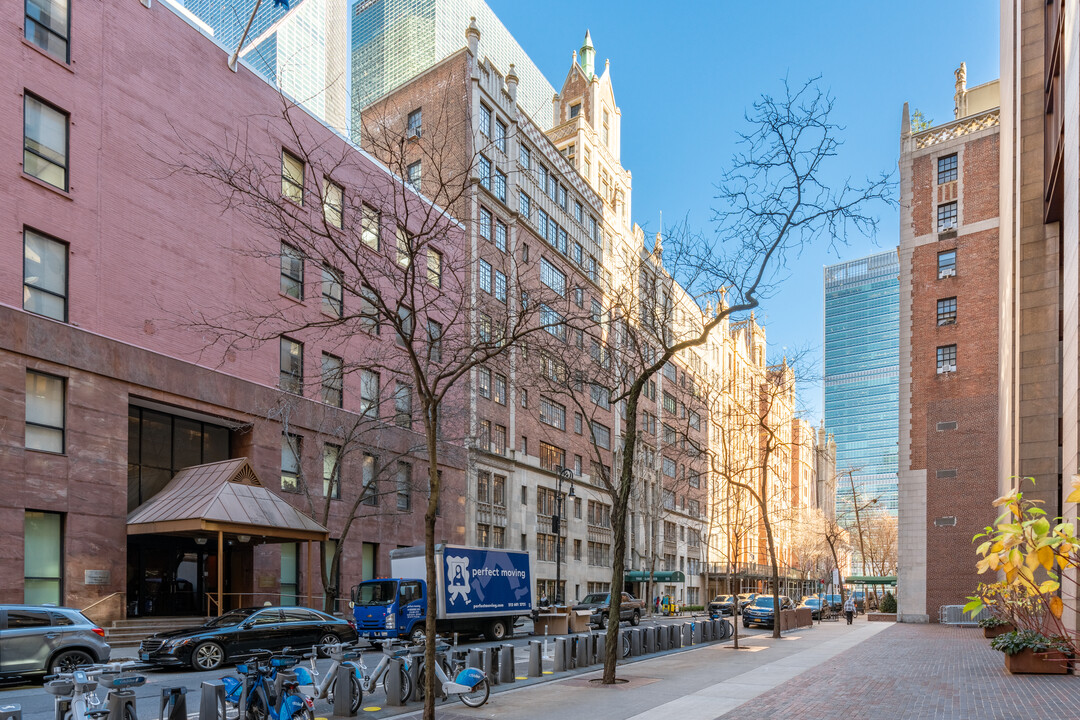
[[1049, 596, 1064, 619]]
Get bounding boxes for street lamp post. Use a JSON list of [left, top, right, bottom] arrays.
[[553, 466, 576, 605]]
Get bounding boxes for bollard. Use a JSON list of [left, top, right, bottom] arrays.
[[596, 632, 606, 662], [198, 680, 225, 720], [657, 625, 668, 651], [528, 640, 543, 677], [385, 658, 404, 707], [693, 622, 703, 645], [683, 623, 693, 646], [160, 687, 187, 720], [713, 618, 722, 639], [670, 624, 682, 649], [485, 646, 499, 686], [499, 644, 515, 683], [468, 648, 484, 669], [702, 621, 712, 642], [629, 628, 642, 656], [553, 638, 567, 672], [650, 625, 660, 652], [573, 635, 588, 667], [0, 704, 21, 720], [333, 662, 356, 716], [564, 635, 574, 669]]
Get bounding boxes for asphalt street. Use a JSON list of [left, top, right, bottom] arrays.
[[0, 615, 764, 720]]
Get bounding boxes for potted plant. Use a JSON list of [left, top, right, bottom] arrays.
[[979, 616, 1014, 639], [990, 629, 1070, 674]]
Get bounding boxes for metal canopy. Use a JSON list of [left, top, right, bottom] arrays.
[[625, 571, 686, 583], [126, 458, 328, 542]]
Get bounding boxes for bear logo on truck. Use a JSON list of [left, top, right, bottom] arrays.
[[446, 555, 471, 605]]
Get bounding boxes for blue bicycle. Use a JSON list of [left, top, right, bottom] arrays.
[[221, 651, 313, 720]]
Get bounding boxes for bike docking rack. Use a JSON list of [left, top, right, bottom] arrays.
[[41, 662, 149, 720]]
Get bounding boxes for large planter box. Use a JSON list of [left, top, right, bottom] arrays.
[[1004, 649, 1069, 674], [983, 624, 1014, 639]]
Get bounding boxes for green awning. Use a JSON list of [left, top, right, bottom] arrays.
[[625, 571, 686, 583], [845, 575, 896, 586]]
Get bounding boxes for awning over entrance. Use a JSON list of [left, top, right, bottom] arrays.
[[625, 571, 686, 583], [127, 458, 328, 542], [845, 575, 897, 586]]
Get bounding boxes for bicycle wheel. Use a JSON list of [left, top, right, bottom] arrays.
[[620, 633, 631, 658], [415, 659, 453, 700], [381, 664, 411, 704], [244, 692, 269, 720], [458, 676, 490, 708], [327, 674, 363, 714]]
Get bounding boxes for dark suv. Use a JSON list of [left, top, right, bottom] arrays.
[[0, 605, 111, 677]]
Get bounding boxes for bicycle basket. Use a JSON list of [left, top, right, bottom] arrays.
[[44, 680, 74, 696]]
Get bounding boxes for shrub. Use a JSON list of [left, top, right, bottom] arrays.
[[879, 592, 897, 613], [989, 629, 1069, 656], [978, 616, 1009, 629]]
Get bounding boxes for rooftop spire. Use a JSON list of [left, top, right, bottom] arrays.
[[580, 30, 595, 79]]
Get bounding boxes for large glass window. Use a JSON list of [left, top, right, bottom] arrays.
[[323, 444, 340, 499], [937, 154, 958, 184], [23, 228, 67, 321], [281, 434, 301, 492], [322, 179, 343, 228], [280, 543, 299, 605], [279, 337, 303, 393], [321, 265, 342, 317], [396, 462, 411, 511], [938, 250, 956, 278], [394, 383, 412, 428], [540, 258, 566, 296], [360, 370, 379, 418], [24, 94, 68, 190], [25, 371, 64, 453], [282, 150, 304, 204], [24, 511, 62, 605], [321, 353, 342, 407], [937, 202, 957, 232], [936, 297, 957, 326], [937, 345, 957, 374], [25, 0, 69, 62], [361, 205, 380, 250], [539, 397, 566, 430], [281, 243, 304, 299]]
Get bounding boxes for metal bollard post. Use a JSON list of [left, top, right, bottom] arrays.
[[499, 644, 515, 683], [657, 625, 668, 651], [647, 626, 657, 652], [565, 635, 574, 669], [630, 628, 642, 656], [333, 661, 356, 716], [596, 632, 606, 662], [693, 622, 703, 645], [575, 635, 590, 667], [683, 623, 693, 646], [384, 658, 404, 707], [553, 638, 567, 672], [0, 704, 22, 720], [486, 646, 499, 685], [198, 680, 225, 720], [669, 624, 681, 649], [468, 648, 484, 669], [528, 640, 543, 677], [160, 687, 187, 720]]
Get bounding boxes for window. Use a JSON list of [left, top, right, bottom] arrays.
[[396, 462, 411, 511], [396, 227, 410, 266], [394, 383, 412, 428], [540, 258, 566, 296], [539, 442, 565, 472], [477, 471, 490, 503], [478, 259, 492, 293], [540, 304, 565, 341], [495, 219, 508, 251], [279, 337, 303, 393], [688, 410, 700, 431], [937, 201, 957, 232], [590, 384, 610, 409], [24, 511, 62, 605], [478, 103, 491, 137], [537, 487, 557, 516], [538, 209, 549, 240], [360, 369, 380, 418], [495, 119, 507, 152], [281, 434, 301, 492], [23, 228, 67, 321], [493, 475, 506, 507], [570, 103, 581, 118], [494, 169, 507, 202], [590, 422, 611, 450], [663, 391, 677, 414], [478, 155, 491, 189], [662, 423, 677, 444], [688, 501, 701, 520], [574, 413, 583, 434], [281, 150, 304, 204], [574, 287, 585, 308], [537, 533, 556, 562], [602, 109, 610, 147], [520, 389, 528, 408], [938, 154, 958, 184], [477, 367, 491, 398], [493, 374, 507, 405], [575, 201, 583, 223], [26, 0, 69, 62], [492, 423, 507, 455], [321, 265, 342, 317], [321, 353, 343, 407], [591, 299, 603, 324], [427, 248, 442, 287], [938, 249, 956, 278], [937, 297, 957, 325], [519, 192, 531, 219], [494, 271, 508, 302], [662, 362, 677, 382], [323, 443, 340, 498], [492, 526, 505, 549], [396, 304, 413, 346], [662, 456, 677, 478], [25, 371, 64, 453], [406, 161, 421, 186], [427, 319, 442, 362], [588, 541, 610, 566], [407, 108, 422, 137], [322, 179, 343, 228], [479, 207, 492, 242], [519, 144, 531, 170], [361, 453, 377, 506], [361, 205, 380, 250], [477, 523, 490, 546], [23, 94, 68, 190], [558, 185, 568, 209], [280, 243, 304, 299], [937, 345, 957, 374], [360, 285, 380, 334], [539, 397, 566, 430]]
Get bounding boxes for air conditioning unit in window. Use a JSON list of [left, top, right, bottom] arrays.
[[937, 364, 957, 374], [409, 127, 422, 139], [939, 268, 956, 278], [938, 220, 957, 233]]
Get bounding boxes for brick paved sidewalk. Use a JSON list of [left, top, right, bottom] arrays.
[[716, 623, 1079, 720]]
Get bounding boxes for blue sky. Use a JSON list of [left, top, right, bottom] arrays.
[[488, 0, 999, 421]]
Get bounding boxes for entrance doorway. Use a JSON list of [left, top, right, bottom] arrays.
[[126, 536, 252, 617]]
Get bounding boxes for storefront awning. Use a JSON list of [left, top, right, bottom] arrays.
[[625, 571, 686, 583], [845, 575, 897, 586], [127, 458, 328, 542]]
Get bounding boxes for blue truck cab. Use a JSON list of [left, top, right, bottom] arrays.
[[351, 544, 533, 642]]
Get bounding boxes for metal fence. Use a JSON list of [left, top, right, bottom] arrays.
[[939, 604, 993, 626]]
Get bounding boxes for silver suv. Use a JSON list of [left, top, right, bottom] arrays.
[[0, 605, 111, 677]]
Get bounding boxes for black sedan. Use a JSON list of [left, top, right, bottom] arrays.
[[708, 595, 736, 617], [139, 607, 358, 670], [797, 597, 824, 620]]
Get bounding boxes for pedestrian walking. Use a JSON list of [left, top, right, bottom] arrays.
[[844, 595, 855, 625]]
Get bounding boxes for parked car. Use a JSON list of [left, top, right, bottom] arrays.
[[736, 593, 757, 610], [852, 591, 867, 612], [822, 594, 843, 612], [742, 595, 794, 629], [139, 606, 358, 671], [572, 592, 643, 628], [797, 597, 824, 620], [0, 605, 111, 677], [708, 595, 736, 617]]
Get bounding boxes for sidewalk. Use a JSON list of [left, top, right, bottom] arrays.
[[397, 619, 1080, 720], [396, 618, 890, 719]]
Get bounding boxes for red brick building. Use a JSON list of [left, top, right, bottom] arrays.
[[897, 66, 1001, 621], [2, 0, 467, 621]]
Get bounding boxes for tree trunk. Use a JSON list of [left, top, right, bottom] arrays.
[[422, 402, 440, 720]]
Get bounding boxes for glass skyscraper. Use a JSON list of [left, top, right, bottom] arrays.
[[350, 0, 557, 140], [823, 250, 899, 515]]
